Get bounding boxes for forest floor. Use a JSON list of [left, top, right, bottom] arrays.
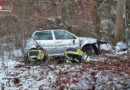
[[0, 49, 130, 90]]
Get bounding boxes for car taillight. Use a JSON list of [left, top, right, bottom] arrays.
[[44, 50, 47, 55], [24, 41, 27, 47]]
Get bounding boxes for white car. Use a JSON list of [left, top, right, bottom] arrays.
[[24, 29, 100, 56]]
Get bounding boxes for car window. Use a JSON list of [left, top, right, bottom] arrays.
[[34, 31, 53, 40], [54, 31, 76, 40]]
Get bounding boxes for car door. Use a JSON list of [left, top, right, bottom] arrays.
[[53, 30, 80, 54], [33, 31, 56, 55]]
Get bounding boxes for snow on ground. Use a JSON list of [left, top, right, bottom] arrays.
[[100, 44, 113, 51], [0, 59, 130, 90], [115, 41, 127, 51], [114, 41, 130, 55], [0, 43, 130, 90]]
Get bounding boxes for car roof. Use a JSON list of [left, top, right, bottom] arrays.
[[32, 29, 68, 37], [34, 29, 66, 32], [32, 29, 78, 38]]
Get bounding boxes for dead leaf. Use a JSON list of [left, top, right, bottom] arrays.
[[13, 78, 20, 84]]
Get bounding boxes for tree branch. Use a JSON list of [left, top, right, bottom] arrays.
[[98, 0, 107, 10]]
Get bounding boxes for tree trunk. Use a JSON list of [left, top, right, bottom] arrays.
[[90, 0, 101, 40], [114, 0, 125, 45]]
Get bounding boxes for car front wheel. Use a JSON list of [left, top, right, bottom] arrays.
[[82, 44, 100, 56]]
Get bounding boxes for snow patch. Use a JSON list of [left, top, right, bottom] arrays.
[[115, 51, 127, 55], [48, 17, 56, 22], [100, 44, 113, 51], [115, 41, 127, 51]]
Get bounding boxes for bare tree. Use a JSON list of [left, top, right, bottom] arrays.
[[114, 0, 125, 44], [89, 0, 102, 40]]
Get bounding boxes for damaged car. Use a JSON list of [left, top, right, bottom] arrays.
[[24, 29, 105, 56]]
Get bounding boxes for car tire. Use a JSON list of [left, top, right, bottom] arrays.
[[82, 44, 100, 56]]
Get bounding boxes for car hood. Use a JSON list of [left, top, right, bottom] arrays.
[[79, 37, 97, 44]]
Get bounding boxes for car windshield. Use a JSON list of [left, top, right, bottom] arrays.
[[34, 31, 53, 40]]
